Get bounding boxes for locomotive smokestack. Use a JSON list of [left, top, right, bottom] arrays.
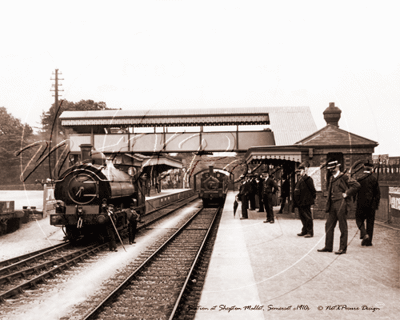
[[209, 166, 214, 174], [79, 144, 93, 162]]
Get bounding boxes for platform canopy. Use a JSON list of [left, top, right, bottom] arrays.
[[245, 145, 307, 164], [141, 155, 183, 170]]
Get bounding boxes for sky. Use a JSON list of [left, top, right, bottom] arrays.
[[1, 0, 399, 156]]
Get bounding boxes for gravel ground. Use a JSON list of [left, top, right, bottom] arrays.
[[0, 218, 65, 261], [0, 200, 202, 320]]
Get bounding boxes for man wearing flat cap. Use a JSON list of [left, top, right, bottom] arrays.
[[318, 160, 360, 254], [294, 161, 316, 238], [127, 202, 140, 245], [355, 161, 380, 246]]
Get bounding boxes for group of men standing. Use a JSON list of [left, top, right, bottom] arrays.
[[237, 170, 279, 223], [105, 203, 140, 252], [237, 158, 381, 255], [317, 160, 380, 254]]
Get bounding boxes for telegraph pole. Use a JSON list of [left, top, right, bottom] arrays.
[[50, 69, 64, 176]]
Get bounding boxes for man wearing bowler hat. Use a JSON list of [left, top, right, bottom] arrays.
[[262, 170, 279, 224], [294, 161, 316, 238], [318, 160, 360, 254], [355, 161, 380, 246], [237, 175, 251, 219]]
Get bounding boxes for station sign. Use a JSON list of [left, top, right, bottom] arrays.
[[389, 187, 400, 215]]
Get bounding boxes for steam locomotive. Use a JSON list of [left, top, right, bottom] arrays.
[[50, 145, 146, 242], [199, 166, 229, 207]]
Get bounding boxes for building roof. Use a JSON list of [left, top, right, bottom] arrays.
[[60, 107, 270, 126], [60, 106, 317, 146], [295, 124, 378, 147], [267, 107, 317, 145]]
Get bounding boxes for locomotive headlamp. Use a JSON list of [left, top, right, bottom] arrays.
[[128, 167, 137, 177], [77, 206, 83, 213], [97, 214, 107, 224]]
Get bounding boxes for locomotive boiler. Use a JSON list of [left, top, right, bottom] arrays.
[[50, 145, 146, 242], [199, 166, 229, 207]]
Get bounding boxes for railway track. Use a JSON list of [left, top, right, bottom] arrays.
[[82, 207, 220, 320], [0, 242, 108, 302], [0, 194, 198, 304]]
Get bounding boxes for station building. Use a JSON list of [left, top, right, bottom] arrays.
[[60, 102, 378, 218]]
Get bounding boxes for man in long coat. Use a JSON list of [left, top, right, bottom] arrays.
[[238, 177, 252, 219], [248, 174, 258, 210], [355, 162, 380, 246], [318, 160, 360, 254], [126, 203, 140, 244], [256, 174, 264, 212], [294, 162, 316, 237], [279, 175, 290, 214], [262, 171, 279, 224]]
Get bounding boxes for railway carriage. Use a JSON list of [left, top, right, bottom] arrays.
[[199, 166, 229, 207]]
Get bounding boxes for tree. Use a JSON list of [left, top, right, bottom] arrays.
[[0, 107, 34, 184], [40, 99, 110, 139]]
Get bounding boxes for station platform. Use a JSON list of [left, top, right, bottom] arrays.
[[145, 188, 196, 214], [194, 191, 400, 320]]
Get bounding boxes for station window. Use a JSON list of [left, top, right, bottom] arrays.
[[238, 125, 270, 131], [203, 125, 236, 132], [167, 126, 200, 133], [133, 127, 155, 133]]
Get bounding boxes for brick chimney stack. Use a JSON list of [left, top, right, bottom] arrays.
[[323, 102, 342, 127]]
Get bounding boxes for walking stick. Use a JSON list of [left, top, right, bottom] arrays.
[[108, 210, 127, 252]]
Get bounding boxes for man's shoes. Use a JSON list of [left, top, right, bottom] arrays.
[[263, 220, 270, 223], [335, 249, 346, 255], [317, 248, 332, 252], [297, 233, 306, 236], [110, 248, 118, 252], [240, 217, 248, 220], [365, 243, 373, 246], [361, 234, 370, 246], [269, 220, 275, 224], [304, 234, 313, 238]]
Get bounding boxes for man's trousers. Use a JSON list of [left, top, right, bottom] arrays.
[[324, 199, 348, 251]]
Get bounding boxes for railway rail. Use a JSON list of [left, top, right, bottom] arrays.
[[0, 194, 198, 304], [82, 207, 220, 320]]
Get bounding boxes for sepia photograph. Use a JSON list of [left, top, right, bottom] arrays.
[[0, 1, 399, 319]]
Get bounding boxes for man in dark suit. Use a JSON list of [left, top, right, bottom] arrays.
[[294, 162, 316, 238], [238, 176, 252, 219], [355, 162, 380, 246], [248, 173, 257, 210], [127, 203, 140, 245], [256, 174, 264, 212], [279, 175, 290, 214], [262, 171, 279, 224], [318, 160, 360, 254]]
